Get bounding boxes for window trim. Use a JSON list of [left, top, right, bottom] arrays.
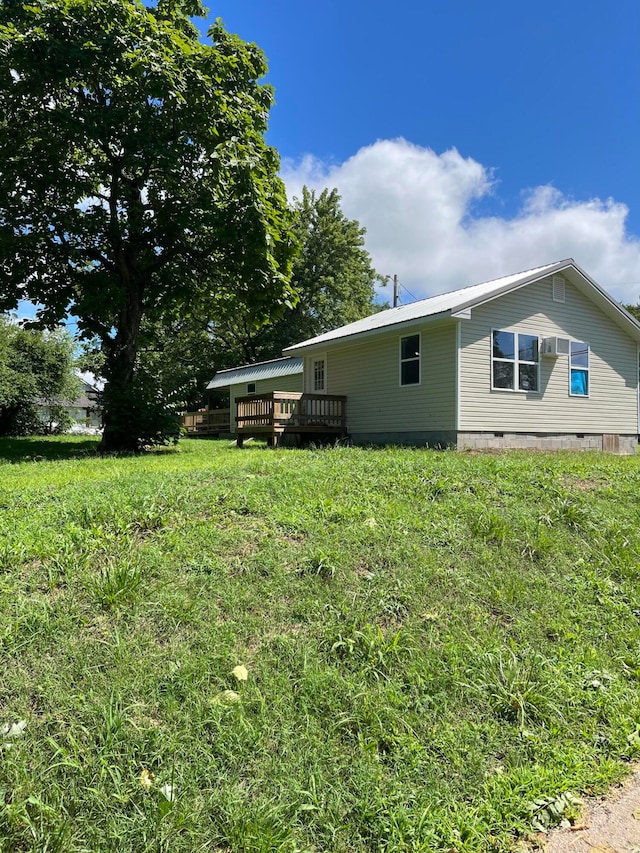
[[569, 340, 590, 398], [399, 333, 421, 387], [491, 328, 540, 394], [247, 382, 256, 394]]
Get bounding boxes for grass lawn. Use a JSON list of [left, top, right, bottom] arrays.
[[1, 436, 639, 852]]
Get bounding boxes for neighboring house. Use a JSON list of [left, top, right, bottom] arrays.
[[279, 259, 640, 453], [201, 356, 303, 436], [38, 375, 103, 432]]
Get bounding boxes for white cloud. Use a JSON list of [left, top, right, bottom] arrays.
[[281, 139, 640, 305]]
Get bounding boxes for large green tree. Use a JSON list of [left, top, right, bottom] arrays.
[[0, 316, 79, 435], [219, 187, 385, 363], [0, 0, 295, 451], [125, 187, 385, 410]]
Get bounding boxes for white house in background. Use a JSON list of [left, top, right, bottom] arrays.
[[38, 373, 103, 432], [281, 259, 640, 453]]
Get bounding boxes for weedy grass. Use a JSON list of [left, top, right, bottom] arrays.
[[1, 436, 640, 851]]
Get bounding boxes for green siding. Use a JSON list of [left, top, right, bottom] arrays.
[[459, 276, 639, 433], [317, 321, 457, 435]]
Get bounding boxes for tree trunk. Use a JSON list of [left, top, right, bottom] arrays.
[[99, 285, 143, 454]]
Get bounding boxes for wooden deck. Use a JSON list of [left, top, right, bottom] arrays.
[[182, 409, 231, 436], [236, 392, 347, 447]]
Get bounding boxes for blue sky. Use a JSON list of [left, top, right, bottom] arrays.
[[17, 0, 639, 323], [196, 0, 640, 303]]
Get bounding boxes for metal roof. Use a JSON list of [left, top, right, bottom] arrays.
[[36, 380, 100, 410], [207, 356, 303, 390], [284, 259, 640, 352], [284, 262, 568, 353]]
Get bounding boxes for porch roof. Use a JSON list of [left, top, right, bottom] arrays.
[[207, 356, 303, 390]]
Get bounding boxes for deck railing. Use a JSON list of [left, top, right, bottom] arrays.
[[235, 392, 346, 444], [182, 409, 231, 435]]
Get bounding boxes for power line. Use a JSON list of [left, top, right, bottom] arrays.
[[391, 274, 420, 307], [399, 282, 420, 303]]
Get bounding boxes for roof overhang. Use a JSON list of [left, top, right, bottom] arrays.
[[461, 260, 640, 343], [284, 313, 453, 356], [560, 262, 640, 343]]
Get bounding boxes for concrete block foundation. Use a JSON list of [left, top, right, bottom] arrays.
[[456, 432, 638, 454], [349, 431, 638, 454]]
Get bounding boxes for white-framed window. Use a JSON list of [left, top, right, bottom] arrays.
[[400, 334, 420, 386], [492, 329, 539, 392], [312, 357, 325, 392], [569, 341, 589, 396]]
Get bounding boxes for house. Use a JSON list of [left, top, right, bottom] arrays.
[[269, 259, 640, 453], [184, 356, 304, 438], [38, 374, 103, 433]]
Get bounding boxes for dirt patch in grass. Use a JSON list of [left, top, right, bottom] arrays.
[[563, 476, 604, 492]]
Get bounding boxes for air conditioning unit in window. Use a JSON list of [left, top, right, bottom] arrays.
[[542, 336, 571, 357]]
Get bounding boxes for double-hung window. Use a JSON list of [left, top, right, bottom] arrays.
[[400, 334, 420, 385], [492, 330, 539, 392], [312, 357, 325, 392], [569, 341, 589, 396]]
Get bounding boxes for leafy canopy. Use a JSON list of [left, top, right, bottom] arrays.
[[232, 187, 386, 361], [0, 0, 295, 449], [126, 187, 385, 409], [0, 315, 79, 435]]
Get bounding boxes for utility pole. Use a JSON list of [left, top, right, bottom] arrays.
[[393, 274, 399, 308]]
